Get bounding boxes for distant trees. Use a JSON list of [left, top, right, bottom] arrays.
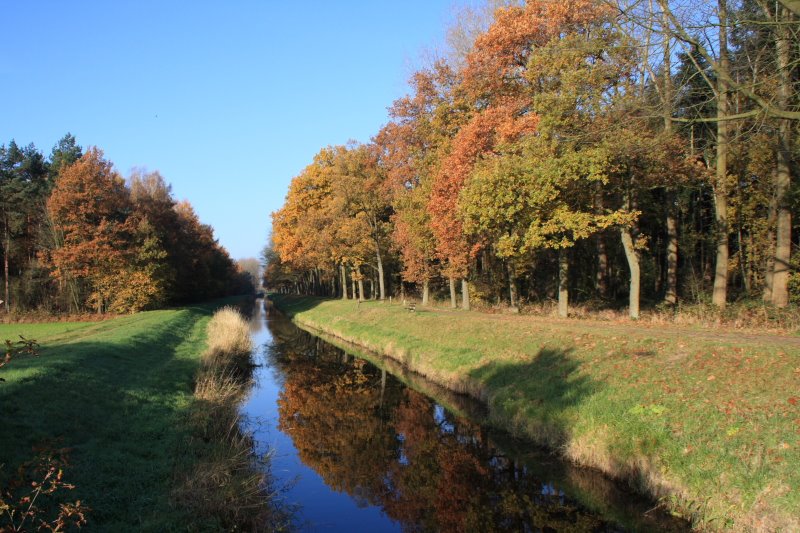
[[0, 135, 245, 314], [267, 0, 797, 315]]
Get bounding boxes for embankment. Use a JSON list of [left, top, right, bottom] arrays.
[[271, 294, 800, 532], [0, 297, 287, 531], [0, 303, 220, 530]]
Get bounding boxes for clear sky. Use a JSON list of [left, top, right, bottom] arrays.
[[1, 1, 456, 260]]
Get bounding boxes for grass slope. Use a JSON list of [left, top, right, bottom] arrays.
[[272, 295, 800, 532], [0, 303, 221, 531]]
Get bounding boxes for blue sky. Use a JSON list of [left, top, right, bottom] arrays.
[[1, 1, 456, 260]]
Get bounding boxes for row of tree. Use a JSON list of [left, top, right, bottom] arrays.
[[1, 134, 251, 314], [267, 0, 798, 317]]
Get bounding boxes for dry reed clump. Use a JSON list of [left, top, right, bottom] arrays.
[[203, 307, 253, 371], [189, 369, 251, 441], [171, 424, 287, 531]]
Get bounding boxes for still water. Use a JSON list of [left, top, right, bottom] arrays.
[[241, 300, 689, 532]]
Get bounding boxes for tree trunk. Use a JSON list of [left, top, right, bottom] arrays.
[[662, 9, 678, 306], [771, 5, 792, 307], [358, 279, 365, 302], [507, 263, 517, 308], [341, 264, 348, 299], [557, 249, 568, 318], [449, 277, 457, 308], [763, 191, 777, 302], [664, 201, 678, 305], [596, 233, 609, 300], [461, 279, 470, 311], [712, 0, 730, 309], [3, 224, 8, 313], [621, 228, 641, 319], [422, 279, 429, 306], [375, 247, 386, 300]]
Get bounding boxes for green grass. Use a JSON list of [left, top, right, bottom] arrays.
[[272, 294, 800, 532], [0, 303, 225, 531]]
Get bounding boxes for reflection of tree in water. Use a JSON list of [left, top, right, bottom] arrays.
[[275, 334, 400, 508], [271, 326, 618, 532]]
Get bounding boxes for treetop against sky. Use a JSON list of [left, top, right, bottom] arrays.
[[1, 0, 456, 259]]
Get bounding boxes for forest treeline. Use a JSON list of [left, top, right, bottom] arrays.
[[268, 0, 798, 318], [0, 134, 252, 315]]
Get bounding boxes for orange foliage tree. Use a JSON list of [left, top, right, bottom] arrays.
[[44, 148, 143, 313], [265, 0, 796, 313], [377, 62, 458, 304], [43, 149, 240, 313]]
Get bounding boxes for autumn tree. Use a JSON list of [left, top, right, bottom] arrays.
[[613, 0, 799, 307], [45, 148, 136, 312], [267, 0, 797, 315], [271, 148, 341, 297], [172, 200, 239, 302], [236, 258, 261, 291], [377, 62, 460, 304], [333, 144, 393, 300]]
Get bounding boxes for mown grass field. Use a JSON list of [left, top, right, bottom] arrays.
[[272, 295, 800, 532], [0, 303, 220, 531]]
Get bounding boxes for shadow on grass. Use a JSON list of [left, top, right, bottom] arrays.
[[268, 294, 330, 317], [467, 348, 694, 531], [468, 347, 600, 448], [0, 307, 212, 531]]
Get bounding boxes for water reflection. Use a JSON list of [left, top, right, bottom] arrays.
[[246, 301, 688, 532]]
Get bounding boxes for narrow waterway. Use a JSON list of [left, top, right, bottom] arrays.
[[241, 299, 689, 532]]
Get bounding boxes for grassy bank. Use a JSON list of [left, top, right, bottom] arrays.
[[0, 299, 276, 531], [271, 295, 800, 532]]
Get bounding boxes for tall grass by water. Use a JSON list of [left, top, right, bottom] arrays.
[[172, 305, 291, 531]]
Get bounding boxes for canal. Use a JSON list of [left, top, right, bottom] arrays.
[[241, 299, 689, 532]]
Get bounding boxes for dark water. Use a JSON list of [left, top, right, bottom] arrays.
[[241, 300, 689, 532]]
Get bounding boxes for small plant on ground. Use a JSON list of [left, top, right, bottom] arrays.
[[0, 447, 89, 532], [1, 336, 40, 382]]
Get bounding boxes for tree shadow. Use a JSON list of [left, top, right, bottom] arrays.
[[267, 294, 326, 317], [468, 347, 600, 448], [0, 309, 209, 530]]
